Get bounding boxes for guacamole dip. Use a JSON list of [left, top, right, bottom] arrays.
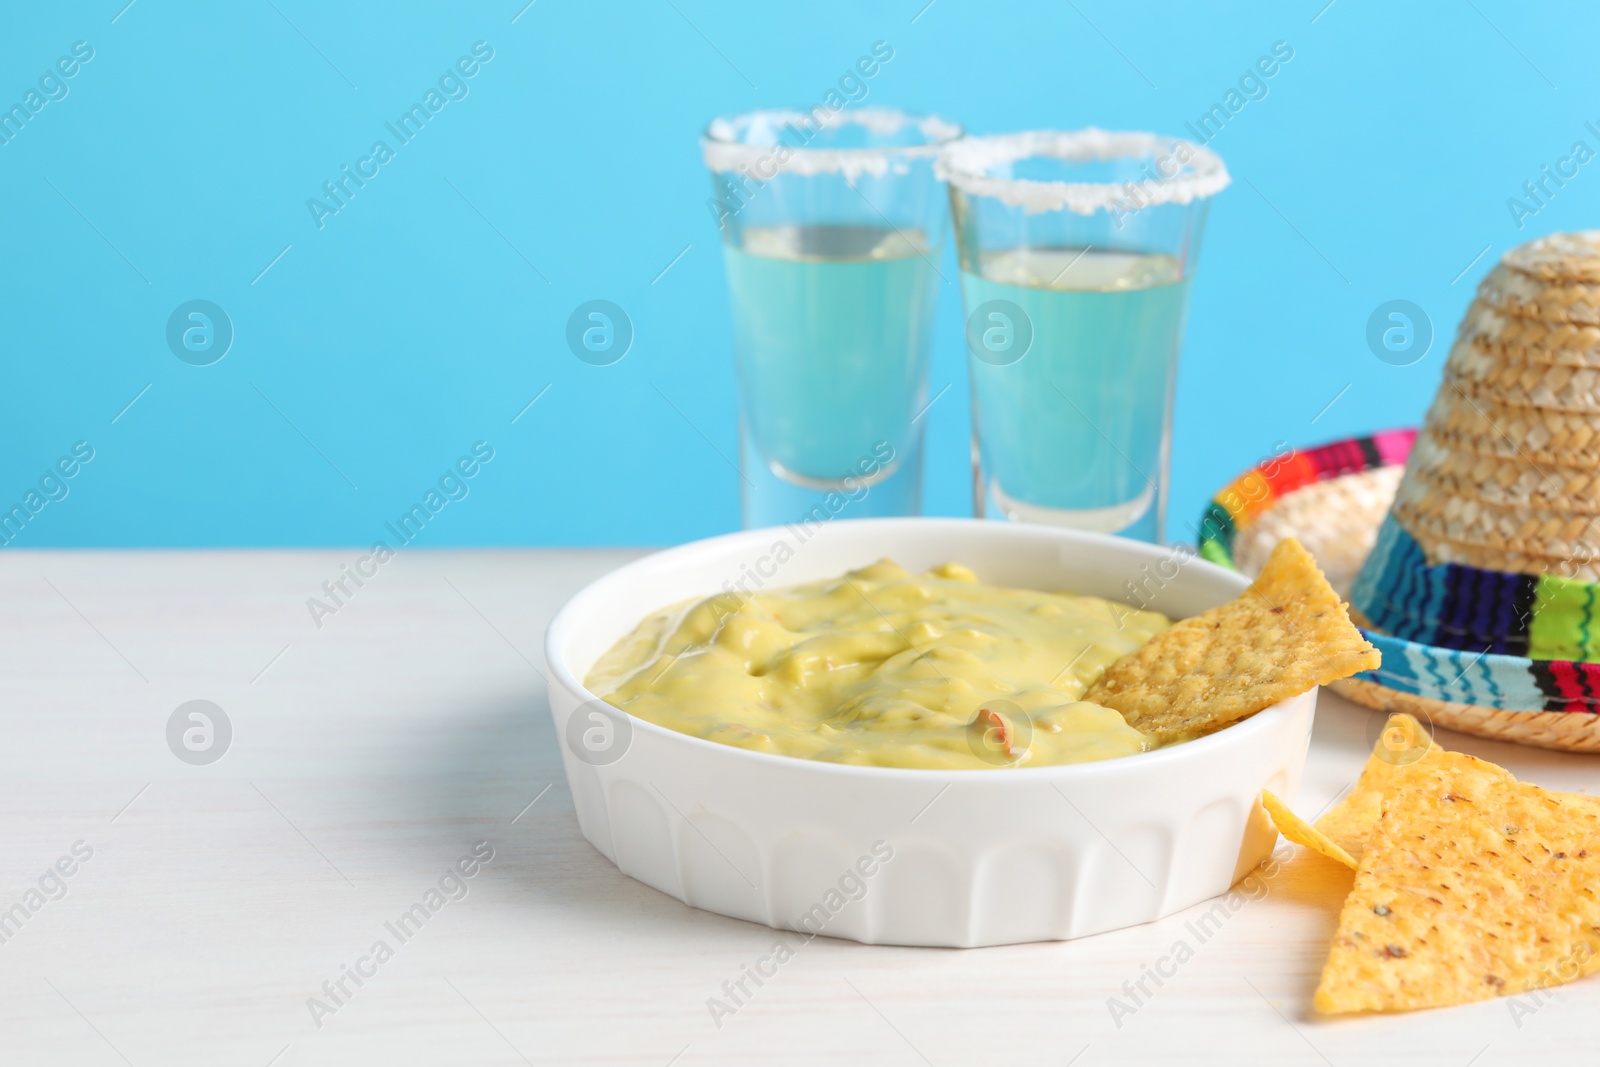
[[584, 559, 1170, 770]]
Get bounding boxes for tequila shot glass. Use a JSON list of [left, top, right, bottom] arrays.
[[939, 130, 1228, 542], [704, 107, 961, 529]]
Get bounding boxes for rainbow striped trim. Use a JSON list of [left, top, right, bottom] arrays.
[[1359, 629, 1600, 713], [1202, 428, 1600, 714], [1196, 429, 1416, 569], [1353, 517, 1600, 663]]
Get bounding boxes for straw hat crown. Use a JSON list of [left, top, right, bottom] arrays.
[[1385, 231, 1600, 581]]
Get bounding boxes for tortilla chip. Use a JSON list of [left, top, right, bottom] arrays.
[[1262, 789, 1357, 869], [1315, 713, 1443, 859], [1086, 538, 1380, 744], [1314, 751, 1600, 1014]]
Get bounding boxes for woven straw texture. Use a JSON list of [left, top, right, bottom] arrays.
[[1501, 230, 1600, 283], [1446, 354, 1600, 411], [1480, 265, 1600, 325], [1393, 477, 1600, 561], [1405, 430, 1600, 513], [1231, 467, 1400, 599], [1399, 231, 1600, 575], [1332, 677, 1600, 753], [1453, 303, 1600, 369], [1425, 387, 1600, 469], [1393, 534, 1600, 583]]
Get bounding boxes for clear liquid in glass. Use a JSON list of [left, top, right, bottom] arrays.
[[963, 247, 1191, 541], [725, 224, 940, 526]]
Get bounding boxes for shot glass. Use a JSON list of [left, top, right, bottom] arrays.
[[703, 108, 961, 529], [939, 130, 1229, 543]]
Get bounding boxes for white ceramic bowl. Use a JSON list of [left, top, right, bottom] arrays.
[[545, 518, 1314, 948]]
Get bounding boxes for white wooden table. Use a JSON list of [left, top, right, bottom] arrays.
[[2, 548, 1597, 1066]]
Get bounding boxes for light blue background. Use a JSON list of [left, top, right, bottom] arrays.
[[4, 0, 1597, 548]]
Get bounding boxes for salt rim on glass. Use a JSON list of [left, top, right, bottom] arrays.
[[701, 106, 963, 183], [936, 128, 1230, 215]]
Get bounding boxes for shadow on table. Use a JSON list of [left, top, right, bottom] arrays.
[[392, 685, 771, 939]]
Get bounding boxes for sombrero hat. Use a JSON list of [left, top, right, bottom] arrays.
[[1200, 233, 1600, 754]]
